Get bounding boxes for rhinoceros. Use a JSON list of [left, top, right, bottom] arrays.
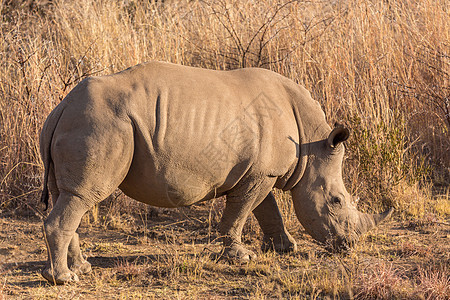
[[39, 61, 392, 284]]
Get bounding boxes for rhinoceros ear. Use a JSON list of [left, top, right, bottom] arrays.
[[327, 123, 350, 148]]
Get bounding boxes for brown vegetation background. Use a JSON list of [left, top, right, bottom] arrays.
[[1, 0, 448, 215], [0, 1, 449, 299]]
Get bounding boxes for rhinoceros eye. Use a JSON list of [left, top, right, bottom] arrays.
[[332, 196, 342, 205]]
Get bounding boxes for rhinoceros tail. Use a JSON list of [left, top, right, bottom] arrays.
[[40, 102, 65, 211], [41, 179, 49, 211]]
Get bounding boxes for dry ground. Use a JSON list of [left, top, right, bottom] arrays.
[[1, 196, 449, 299]]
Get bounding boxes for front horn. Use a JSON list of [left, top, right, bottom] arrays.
[[357, 207, 394, 234], [372, 207, 394, 225]]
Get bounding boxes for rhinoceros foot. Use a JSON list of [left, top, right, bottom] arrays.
[[223, 243, 257, 262], [69, 260, 92, 275], [261, 231, 297, 253], [41, 266, 79, 285]]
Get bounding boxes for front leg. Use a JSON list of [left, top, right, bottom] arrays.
[[219, 178, 275, 262], [253, 192, 297, 253], [219, 200, 257, 261]]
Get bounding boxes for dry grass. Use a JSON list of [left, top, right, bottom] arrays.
[[0, 0, 449, 298], [1, 0, 448, 214], [1, 203, 449, 299]]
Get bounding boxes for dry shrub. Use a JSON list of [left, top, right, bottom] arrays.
[[353, 260, 450, 299], [434, 191, 450, 218], [114, 257, 148, 282], [413, 264, 450, 300], [394, 241, 431, 258], [354, 261, 409, 299], [0, 0, 448, 218]]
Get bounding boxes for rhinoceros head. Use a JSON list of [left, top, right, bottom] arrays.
[[290, 124, 393, 251]]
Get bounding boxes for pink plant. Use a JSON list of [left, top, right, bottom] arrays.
[[355, 261, 406, 299], [414, 266, 450, 300]]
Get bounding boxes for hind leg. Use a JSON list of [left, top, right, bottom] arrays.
[[41, 114, 134, 284], [42, 192, 91, 284], [47, 166, 91, 277], [67, 232, 91, 275]]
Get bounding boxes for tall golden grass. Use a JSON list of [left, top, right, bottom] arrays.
[[1, 0, 448, 215]]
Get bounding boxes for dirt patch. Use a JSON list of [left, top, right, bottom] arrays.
[[1, 204, 449, 299]]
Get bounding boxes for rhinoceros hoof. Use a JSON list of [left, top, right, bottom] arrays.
[[41, 267, 79, 285], [223, 243, 257, 262], [69, 260, 92, 275], [261, 234, 298, 253]]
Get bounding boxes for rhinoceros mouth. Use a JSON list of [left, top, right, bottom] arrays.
[[320, 234, 358, 253]]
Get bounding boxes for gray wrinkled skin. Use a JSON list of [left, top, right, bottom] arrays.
[[39, 61, 392, 284]]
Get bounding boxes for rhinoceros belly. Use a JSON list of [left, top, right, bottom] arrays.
[[118, 147, 251, 208], [118, 146, 237, 208], [118, 164, 211, 207]]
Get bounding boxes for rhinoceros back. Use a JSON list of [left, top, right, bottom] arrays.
[[109, 62, 299, 207]]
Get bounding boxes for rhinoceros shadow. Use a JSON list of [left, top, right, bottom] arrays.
[[3, 260, 47, 288]]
